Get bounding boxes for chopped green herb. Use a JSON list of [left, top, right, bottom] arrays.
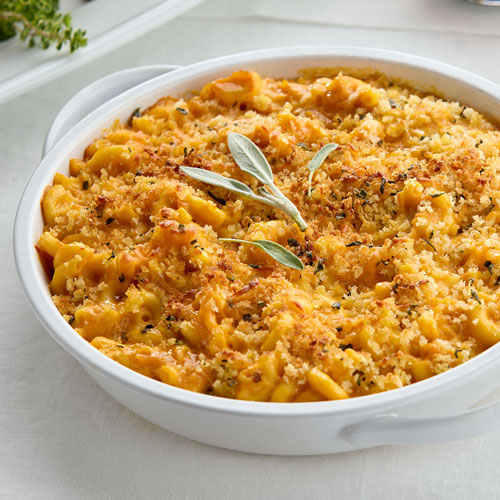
[[423, 238, 437, 252], [207, 190, 226, 206], [314, 258, 326, 274], [118, 273, 125, 283], [297, 142, 312, 151], [176, 107, 188, 115], [332, 302, 341, 310], [336, 212, 346, 220], [356, 188, 367, 199], [105, 217, 115, 225], [454, 348, 463, 359], [430, 192, 445, 198], [339, 343, 352, 351], [141, 324, 154, 333], [82, 180, 89, 190], [471, 290, 481, 304], [484, 260, 494, 275], [380, 178, 386, 194], [346, 241, 362, 247]]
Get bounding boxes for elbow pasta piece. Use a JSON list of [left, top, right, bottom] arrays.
[[397, 179, 423, 214], [180, 193, 226, 228], [320, 74, 380, 111], [307, 368, 349, 400], [236, 353, 280, 401], [200, 70, 262, 106], [37, 69, 500, 401], [410, 359, 433, 381], [85, 145, 139, 174], [270, 381, 297, 402], [467, 306, 500, 348], [42, 185, 75, 226], [37, 231, 63, 257]]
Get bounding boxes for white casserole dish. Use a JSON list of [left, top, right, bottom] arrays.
[[14, 47, 500, 455]]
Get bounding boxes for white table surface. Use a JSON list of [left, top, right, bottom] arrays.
[[2, 1, 500, 498]]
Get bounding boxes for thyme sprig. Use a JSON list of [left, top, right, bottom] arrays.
[[181, 132, 307, 230], [0, 0, 87, 52]]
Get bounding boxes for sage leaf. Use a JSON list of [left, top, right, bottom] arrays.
[[227, 132, 274, 185], [219, 238, 304, 270], [180, 167, 255, 198], [307, 143, 339, 197]]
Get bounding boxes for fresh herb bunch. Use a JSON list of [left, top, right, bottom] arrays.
[[0, 0, 87, 52]]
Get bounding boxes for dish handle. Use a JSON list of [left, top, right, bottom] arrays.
[[343, 398, 500, 447], [43, 64, 181, 157]]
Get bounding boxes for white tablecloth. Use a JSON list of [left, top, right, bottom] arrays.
[[2, 1, 500, 498]]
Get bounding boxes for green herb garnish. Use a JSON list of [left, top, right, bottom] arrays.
[[471, 289, 481, 304], [423, 238, 437, 252], [380, 178, 386, 194], [339, 343, 352, 351], [219, 238, 304, 270], [430, 192, 445, 198], [307, 143, 339, 197], [0, 0, 87, 51], [297, 142, 312, 151], [484, 260, 494, 275], [207, 190, 226, 206], [181, 132, 307, 231]]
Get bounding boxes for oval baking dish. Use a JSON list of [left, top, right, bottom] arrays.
[[14, 47, 500, 455]]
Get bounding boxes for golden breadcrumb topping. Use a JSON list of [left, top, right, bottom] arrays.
[[37, 70, 500, 402]]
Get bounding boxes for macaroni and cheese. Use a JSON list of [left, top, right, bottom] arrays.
[[37, 70, 500, 401]]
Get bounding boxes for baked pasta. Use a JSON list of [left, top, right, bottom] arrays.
[[37, 69, 500, 402]]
